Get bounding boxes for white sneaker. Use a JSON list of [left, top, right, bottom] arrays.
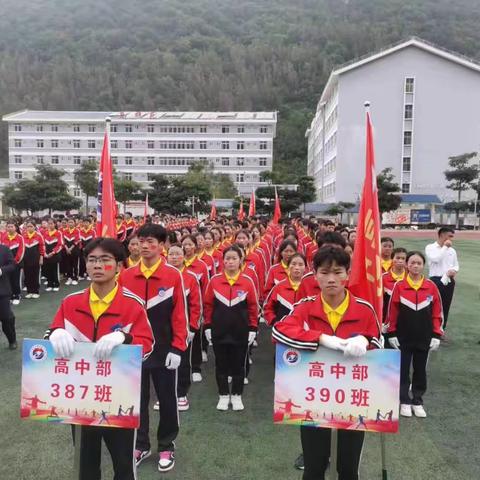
[[177, 396, 190, 411], [65, 278, 72, 285], [216, 395, 230, 411], [43, 281, 48, 285], [231, 395, 244, 411], [72, 280, 78, 286], [153, 401, 159, 411], [22, 287, 27, 291], [228, 376, 232, 383], [244, 377, 249, 385], [45, 287, 52, 292], [412, 405, 427, 418], [249, 357, 253, 365], [12, 299, 20, 305], [25, 294, 33, 299], [252, 340, 258, 347], [53, 287, 59, 292], [192, 372, 202, 383], [400, 404, 412, 417], [31, 294, 40, 299], [201, 351, 208, 363]]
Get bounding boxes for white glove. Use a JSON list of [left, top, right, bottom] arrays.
[[49, 328, 75, 358], [343, 335, 369, 357], [319, 334, 347, 351], [381, 323, 389, 334], [94, 331, 125, 360], [429, 338, 440, 351], [388, 337, 400, 350], [187, 330, 195, 344], [248, 331, 257, 345], [204, 329, 212, 344], [165, 352, 181, 370]]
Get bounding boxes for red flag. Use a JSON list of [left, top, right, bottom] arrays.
[[238, 198, 245, 221], [248, 189, 256, 217], [210, 197, 217, 220], [96, 123, 117, 238], [143, 192, 149, 223], [272, 186, 281, 224], [348, 111, 383, 320]]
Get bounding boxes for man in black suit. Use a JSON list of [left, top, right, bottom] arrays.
[[0, 244, 17, 349]]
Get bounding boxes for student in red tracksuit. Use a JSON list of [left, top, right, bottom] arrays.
[[116, 216, 127, 244], [120, 224, 188, 473], [382, 247, 407, 328], [45, 237, 153, 480], [387, 251, 443, 418], [43, 218, 63, 291], [272, 247, 381, 480], [22, 219, 45, 298], [380, 237, 395, 273], [195, 232, 216, 278], [182, 234, 209, 381], [63, 217, 81, 285], [264, 253, 306, 326], [3, 220, 25, 304], [264, 240, 297, 297], [204, 245, 258, 411], [204, 230, 223, 274], [166, 244, 202, 412], [79, 217, 96, 279]]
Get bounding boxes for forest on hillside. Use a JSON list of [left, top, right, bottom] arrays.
[[1, 0, 480, 179]]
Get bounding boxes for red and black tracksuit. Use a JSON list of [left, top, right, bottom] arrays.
[[116, 223, 127, 244], [120, 260, 188, 453], [79, 227, 96, 278], [263, 278, 302, 326], [43, 229, 63, 288], [177, 268, 202, 398], [63, 228, 81, 281], [45, 286, 153, 480], [22, 231, 45, 295], [2, 233, 25, 300], [204, 272, 258, 396], [272, 292, 381, 480], [264, 262, 289, 298], [387, 278, 443, 406], [298, 271, 321, 299]]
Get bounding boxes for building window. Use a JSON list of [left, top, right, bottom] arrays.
[[14, 171, 23, 180], [222, 141, 230, 150], [147, 141, 155, 149], [237, 158, 245, 166], [125, 124, 132, 133], [112, 156, 118, 165], [237, 125, 245, 133], [404, 104, 413, 119], [222, 125, 229, 133], [111, 140, 118, 149], [88, 124, 96, 132], [88, 156, 96, 162], [236, 173, 245, 183], [51, 139, 59, 148], [14, 124, 22, 132], [259, 158, 267, 166], [402, 183, 410, 193], [37, 155, 44, 164], [405, 77, 414, 94], [37, 139, 44, 148], [73, 140, 80, 149], [73, 156, 81, 165], [88, 140, 96, 149], [260, 125, 268, 133], [73, 188, 81, 197], [147, 157, 155, 165], [125, 140, 132, 149], [403, 131, 412, 146], [200, 126, 207, 133], [259, 141, 267, 150], [147, 124, 154, 133], [51, 124, 58, 132], [237, 141, 245, 150], [125, 157, 133, 165], [125, 173, 132, 180], [14, 155, 22, 164], [221, 158, 229, 166], [402, 157, 411, 172], [73, 124, 80, 132], [14, 139, 22, 148], [51, 156, 59, 164], [110, 124, 117, 133], [36, 125, 44, 132]]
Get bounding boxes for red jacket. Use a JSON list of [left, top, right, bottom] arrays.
[[204, 272, 258, 344], [382, 270, 405, 322], [298, 271, 321, 298], [63, 228, 80, 250], [205, 248, 223, 274], [185, 257, 209, 297], [2, 232, 25, 264], [264, 262, 288, 298], [198, 251, 216, 278], [43, 229, 64, 256], [22, 231, 45, 266], [181, 268, 202, 332], [46, 286, 154, 359], [386, 277, 443, 350], [116, 224, 127, 243], [125, 219, 136, 238], [245, 249, 265, 295], [264, 278, 302, 326], [272, 291, 381, 351], [79, 227, 96, 249]]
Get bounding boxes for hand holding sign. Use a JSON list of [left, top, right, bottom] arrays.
[[319, 334, 348, 351]]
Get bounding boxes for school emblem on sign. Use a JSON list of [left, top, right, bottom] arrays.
[[29, 344, 47, 362], [283, 348, 301, 366]]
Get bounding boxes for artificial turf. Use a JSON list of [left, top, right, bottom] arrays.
[[1, 238, 479, 480]]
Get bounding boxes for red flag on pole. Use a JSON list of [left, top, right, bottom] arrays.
[[143, 192, 149, 223], [272, 186, 281, 224], [238, 198, 245, 221], [248, 189, 256, 217], [348, 108, 383, 320], [210, 196, 217, 220], [96, 119, 117, 238]]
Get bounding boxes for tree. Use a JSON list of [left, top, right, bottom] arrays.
[[74, 160, 98, 214], [297, 176, 316, 211], [377, 168, 402, 215], [114, 176, 143, 213], [210, 173, 237, 198], [444, 152, 479, 227]]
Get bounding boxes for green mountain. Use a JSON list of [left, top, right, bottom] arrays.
[[1, 0, 479, 180]]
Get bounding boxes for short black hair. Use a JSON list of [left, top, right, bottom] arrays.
[[406, 250, 425, 264], [84, 237, 126, 262], [181, 234, 197, 246], [317, 232, 347, 249], [223, 244, 243, 259], [313, 246, 351, 271], [381, 237, 394, 245], [137, 224, 167, 243], [287, 252, 306, 266], [392, 247, 407, 256], [277, 239, 298, 262], [438, 226, 454, 236]]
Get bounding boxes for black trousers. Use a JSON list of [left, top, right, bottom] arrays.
[[60, 250, 67, 275], [213, 342, 248, 395], [400, 348, 429, 405], [79, 253, 87, 278], [24, 264, 40, 294], [10, 263, 21, 299], [65, 249, 79, 280], [191, 330, 203, 373], [136, 366, 178, 452], [0, 296, 16, 344], [301, 426, 365, 480], [44, 258, 60, 288], [77, 425, 136, 480], [430, 276, 455, 329], [177, 343, 192, 397]]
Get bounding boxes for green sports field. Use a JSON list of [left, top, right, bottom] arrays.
[[1, 238, 479, 480]]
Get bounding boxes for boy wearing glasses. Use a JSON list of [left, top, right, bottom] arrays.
[[45, 237, 153, 480]]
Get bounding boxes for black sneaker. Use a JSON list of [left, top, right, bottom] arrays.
[[8, 342, 17, 350], [294, 453, 304, 470], [134, 448, 151, 466]]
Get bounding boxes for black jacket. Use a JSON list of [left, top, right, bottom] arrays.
[[0, 245, 15, 298]]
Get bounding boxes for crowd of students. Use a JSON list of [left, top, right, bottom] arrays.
[[0, 212, 456, 479]]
